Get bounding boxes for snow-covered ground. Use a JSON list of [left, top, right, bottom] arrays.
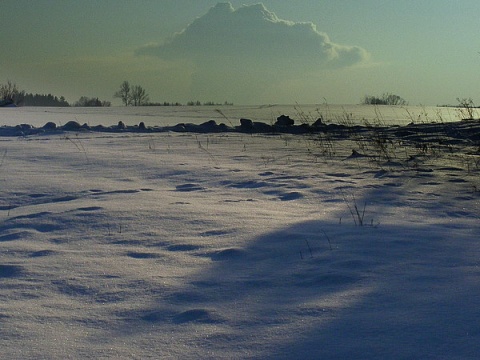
[[0, 122, 479, 358]]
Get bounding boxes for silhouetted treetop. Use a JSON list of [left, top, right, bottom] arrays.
[[363, 93, 407, 106]]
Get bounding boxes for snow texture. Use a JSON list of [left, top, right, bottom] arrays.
[[0, 108, 479, 359]]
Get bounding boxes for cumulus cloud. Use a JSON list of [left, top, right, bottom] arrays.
[[139, 2, 368, 66], [137, 2, 371, 102]]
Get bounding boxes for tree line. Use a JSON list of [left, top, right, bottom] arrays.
[[1, 80, 110, 107], [2, 79, 234, 107], [0, 81, 71, 106], [22, 93, 69, 107]]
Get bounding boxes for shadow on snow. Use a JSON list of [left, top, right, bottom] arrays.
[[113, 216, 479, 359]]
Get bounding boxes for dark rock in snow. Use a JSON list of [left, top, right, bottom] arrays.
[[217, 123, 230, 131], [275, 114, 294, 127], [199, 120, 219, 132], [289, 123, 312, 134], [253, 121, 273, 132], [183, 123, 199, 132], [312, 117, 325, 127], [170, 123, 186, 132], [62, 121, 82, 131], [240, 118, 254, 131], [15, 124, 32, 131], [43, 122, 57, 130]]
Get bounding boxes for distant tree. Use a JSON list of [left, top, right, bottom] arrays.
[[362, 93, 407, 106], [74, 96, 111, 107], [114, 81, 149, 106], [130, 85, 149, 106], [114, 81, 131, 106], [0, 80, 25, 105], [185, 100, 232, 106]]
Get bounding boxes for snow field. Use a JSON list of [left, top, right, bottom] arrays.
[[0, 131, 479, 359]]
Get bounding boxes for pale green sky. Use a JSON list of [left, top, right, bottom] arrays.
[[1, 0, 479, 105]]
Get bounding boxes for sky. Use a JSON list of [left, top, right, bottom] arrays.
[[1, 0, 480, 106]]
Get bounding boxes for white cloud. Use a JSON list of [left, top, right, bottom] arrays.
[[139, 2, 368, 67], [136, 2, 371, 103]]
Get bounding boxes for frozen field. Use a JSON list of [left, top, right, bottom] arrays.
[[0, 108, 479, 359]]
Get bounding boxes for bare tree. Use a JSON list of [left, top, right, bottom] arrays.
[[0, 80, 25, 105], [114, 81, 150, 106], [130, 85, 149, 106], [114, 81, 131, 106]]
